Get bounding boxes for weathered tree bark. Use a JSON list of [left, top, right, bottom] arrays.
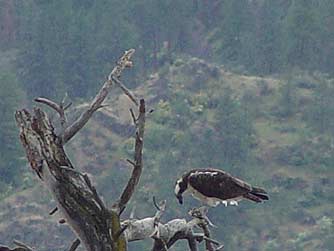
[[2, 49, 224, 251], [122, 202, 223, 251], [13, 50, 139, 251], [16, 107, 116, 250]]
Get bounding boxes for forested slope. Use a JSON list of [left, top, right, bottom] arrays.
[[1, 56, 333, 251], [0, 0, 333, 250]]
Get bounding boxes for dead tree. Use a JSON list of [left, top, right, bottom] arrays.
[[1, 50, 223, 251]]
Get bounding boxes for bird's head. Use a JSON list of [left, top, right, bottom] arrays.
[[174, 177, 188, 204]]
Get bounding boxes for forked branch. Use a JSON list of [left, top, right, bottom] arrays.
[[120, 200, 223, 251], [116, 99, 145, 214], [34, 97, 68, 128], [63, 49, 136, 143]]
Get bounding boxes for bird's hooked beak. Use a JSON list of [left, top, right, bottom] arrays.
[[176, 194, 183, 204]]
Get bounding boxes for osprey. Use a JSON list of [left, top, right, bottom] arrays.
[[174, 168, 269, 207]]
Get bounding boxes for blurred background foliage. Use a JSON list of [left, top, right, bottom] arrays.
[[0, 0, 333, 250]]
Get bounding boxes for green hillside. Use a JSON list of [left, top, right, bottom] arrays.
[[1, 56, 333, 251], [0, 1, 334, 250]]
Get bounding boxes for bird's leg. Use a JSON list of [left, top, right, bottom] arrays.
[[229, 200, 239, 206]]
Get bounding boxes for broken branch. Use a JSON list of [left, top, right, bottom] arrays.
[[189, 207, 216, 251], [116, 99, 145, 214], [129, 108, 137, 125], [63, 49, 135, 143], [68, 239, 80, 251], [49, 207, 58, 215], [34, 97, 62, 114], [111, 76, 138, 106], [12, 240, 33, 251], [34, 97, 67, 128]]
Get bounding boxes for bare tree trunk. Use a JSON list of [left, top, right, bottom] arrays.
[[14, 50, 139, 251], [2, 49, 223, 251], [16, 108, 114, 250]]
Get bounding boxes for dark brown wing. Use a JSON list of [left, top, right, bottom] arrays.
[[187, 169, 252, 200]]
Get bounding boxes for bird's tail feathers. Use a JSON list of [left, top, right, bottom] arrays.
[[251, 186, 267, 194], [243, 193, 262, 203], [244, 186, 269, 203], [250, 192, 269, 201]]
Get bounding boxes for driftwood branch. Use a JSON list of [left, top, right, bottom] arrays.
[[63, 49, 135, 143], [120, 200, 223, 251], [151, 206, 223, 251], [116, 99, 145, 214]]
